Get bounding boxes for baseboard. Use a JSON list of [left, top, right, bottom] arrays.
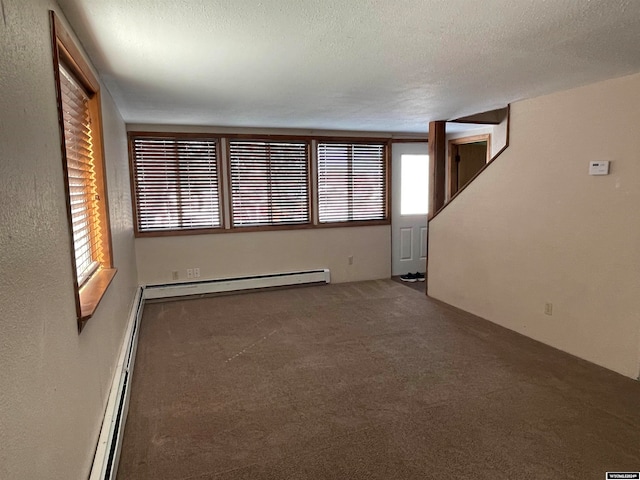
[[88, 269, 330, 478], [144, 269, 331, 300], [89, 286, 145, 480]]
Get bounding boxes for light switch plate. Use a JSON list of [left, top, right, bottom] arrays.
[[589, 160, 610, 175]]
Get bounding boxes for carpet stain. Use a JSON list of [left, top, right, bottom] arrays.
[[225, 329, 278, 363]]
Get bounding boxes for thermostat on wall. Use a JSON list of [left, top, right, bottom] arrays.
[[589, 160, 610, 175]]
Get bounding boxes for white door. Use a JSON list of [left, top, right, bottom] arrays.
[[391, 143, 429, 276]]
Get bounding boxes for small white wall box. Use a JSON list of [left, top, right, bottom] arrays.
[[589, 160, 610, 175]]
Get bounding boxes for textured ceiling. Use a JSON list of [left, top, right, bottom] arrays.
[[57, 0, 640, 133]]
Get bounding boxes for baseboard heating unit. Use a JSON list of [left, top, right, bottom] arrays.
[[90, 286, 144, 480], [144, 269, 331, 300]]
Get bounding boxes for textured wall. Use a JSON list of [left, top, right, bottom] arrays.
[[0, 1, 138, 478], [428, 73, 640, 379], [135, 226, 391, 285]]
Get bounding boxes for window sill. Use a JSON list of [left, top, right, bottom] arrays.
[[134, 220, 390, 237], [78, 268, 117, 330]]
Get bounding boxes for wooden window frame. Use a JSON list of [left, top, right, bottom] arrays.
[[128, 132, 225, 237], [227, 137, 312, 231], [127, 133, 392, 236], [315, 139, 391, 227], [50, 11, 116, 331]]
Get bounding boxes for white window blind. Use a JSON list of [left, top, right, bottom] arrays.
[[59, 65, 101, 286], [317, 142, 387, 223], [131, 136, 221, 233], [229, 140, 310, 227]]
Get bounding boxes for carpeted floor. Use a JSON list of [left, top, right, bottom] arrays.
[[117, 280, 640, 480]]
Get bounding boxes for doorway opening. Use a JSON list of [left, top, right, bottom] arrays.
[[447, 134, 491, 200], [391, 143, 429, 281]]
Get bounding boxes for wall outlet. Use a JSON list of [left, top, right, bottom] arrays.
[[187, 268, 194, 279], [348, 255, 354, 265], [194, 267, 200, 278], [544, 302, 553, 316], [172, 270, 179, 281]]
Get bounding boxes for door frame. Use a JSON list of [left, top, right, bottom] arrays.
[[390, 142, 429, 276], [446, 134, 491, 201]]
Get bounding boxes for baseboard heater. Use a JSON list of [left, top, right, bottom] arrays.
[[88, 270, 329, 478], [144, 269, 331, 300], [89, 286, 144, 480]]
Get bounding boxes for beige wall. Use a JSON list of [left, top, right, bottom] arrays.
[[428, 73, 640, 379], [0, 2, 138, 478], [136, 226, 391, 285]]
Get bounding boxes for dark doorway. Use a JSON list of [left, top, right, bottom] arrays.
[[447, 134, 491, 199]]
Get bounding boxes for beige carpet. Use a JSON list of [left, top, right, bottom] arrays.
[[117, 280, 640, 479]]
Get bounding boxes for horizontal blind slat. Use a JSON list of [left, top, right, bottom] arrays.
[[60, 65, 102, 283]]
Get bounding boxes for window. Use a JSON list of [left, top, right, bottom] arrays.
[[129, 134, 222, 234], [317, 142, 388, 223], [128, 135, 391, 235], [229, 140, 310, 228], [51, 12, 115, 328]]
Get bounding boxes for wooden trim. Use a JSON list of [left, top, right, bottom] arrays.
[[134, 227, 226, 238], [430, 105, 511, 221], [384, 140, 392, 223], [127, 131, 221, 141], [78, 268, 117, 331], [307, 140, 314, 225], [51, 11, 114, 328], [217, 138, 227, 233], [128, 131, 391, 148], [89, 90, 113, 268], [228, 223, 314, 233], [51, 12, 82, 320], [223, 133, 396, 143], [127, 132, 142, 236], [448, 120, 499, 125], [134, 220, 391, 236], [428, 121, 446, 217], [448, 134, 492, 147], [390, 138, 429, 143], [51, 12, 99, 94], [225, 137, 234, 227], [315, 219, 391, 228]]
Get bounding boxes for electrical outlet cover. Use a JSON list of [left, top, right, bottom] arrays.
[[589, 160, 609, 175]]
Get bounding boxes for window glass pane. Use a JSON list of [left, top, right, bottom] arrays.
[[131, 137, 221, 232], [400, 154, 429, 215], [59, 65, 100, 285], [317, 142, 387, 223], [229, 140, 309, 227]]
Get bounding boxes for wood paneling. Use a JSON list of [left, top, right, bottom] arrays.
[[428, 121, 446, 217]]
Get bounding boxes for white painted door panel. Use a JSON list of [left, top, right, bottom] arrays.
[[391, 143, 429, 276]]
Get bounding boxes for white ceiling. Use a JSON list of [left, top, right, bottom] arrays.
[[58, 0, 640, 133]]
